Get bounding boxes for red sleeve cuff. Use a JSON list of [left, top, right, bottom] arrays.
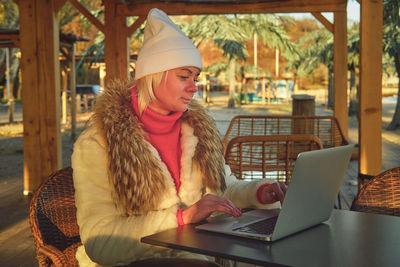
[[177, 209, 184, 226], [257, 183, 271, 204]]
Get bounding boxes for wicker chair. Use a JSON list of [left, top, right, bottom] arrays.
[[224, 134, 323, 184], [351, 167, 400, 216], [222, 115, 348, 154], [29, 167, 221, 267], [29, 166, 81, 267]]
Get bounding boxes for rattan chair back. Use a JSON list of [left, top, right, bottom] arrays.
[[351, 167, 400, 216], [29, 166, 81, 267], [224, 134, 323, 184], [222, 115, 348, 154]]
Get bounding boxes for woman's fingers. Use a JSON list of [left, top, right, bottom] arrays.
[[262, 182, 287, 204], [182, 194, 242, 224], [279, 182, 287, 194], [272, 183, 286, 203], [203, 194, 242, 217]]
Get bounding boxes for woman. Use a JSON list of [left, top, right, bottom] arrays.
[[72, 8, 286, 266]]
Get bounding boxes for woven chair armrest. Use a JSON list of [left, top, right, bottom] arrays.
[[38, 244, 69, 267]]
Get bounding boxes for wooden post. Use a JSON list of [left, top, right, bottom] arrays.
[[61, 67, 67, 124], [99, 63, 106, 92], [83, 94, 88, 112], [8, 100, 14, 123], [285, 80, 289, 103], [70, 45, 77, 140], [19, 0, 61, 194], [104, 0, 129, 84], [262, 78, 266, 104], [359, 0, 383, 177], [333, 9, 348, 139], [76, 94, 81, 114], [203, 76, 208, 104], [206, 80, 211, 103]]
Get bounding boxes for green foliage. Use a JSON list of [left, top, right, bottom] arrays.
[[76, 33, 104, 70], [59, 0, 103, 29], [383, 0, 400, 130], [382, 1, 399, 78], [241, 64, 272, 80], [286, 29, 333, 77], [381, 0, 399, 78], [347, 27, 360, 69], [184, 15, 247, 47], [238, 14, 296, 57], [0, 0, 18, 28], [204, 62, 228, 77], [214, 39, 247, 61]]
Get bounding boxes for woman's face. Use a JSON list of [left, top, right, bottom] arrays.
[[149, 66, 200, 115]]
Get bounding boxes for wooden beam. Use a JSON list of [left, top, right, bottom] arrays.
[[126, 16, 146, 37], [53, 0, 67, 12], [67, 0, 106, 33], [69, 45, 77, 140], [359, 0, 383, 176], [0, 32, 19, 41], [18, 0, 62, 194], [118, 0, 347, 16], [333, 10, 348, 139], [0, 30, 20, 47], [311, 12, 333, 33], [104, 0, 129, 83]]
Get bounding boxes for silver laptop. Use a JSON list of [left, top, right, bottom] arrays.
[[195, 144, 355, 242]]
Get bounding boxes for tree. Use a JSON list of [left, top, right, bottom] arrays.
[[189, 14, 294, 107], [0, 0, 19, 100], [289, 29, 334, 108], [185, 15, 248, 108], [383, 0, 400, 130], [347, 26, 360, 117]]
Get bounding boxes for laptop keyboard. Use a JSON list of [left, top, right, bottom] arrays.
[[233, 216, 278, 235]]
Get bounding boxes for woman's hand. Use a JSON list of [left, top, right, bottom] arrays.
[[260, 182, 287, 204], [182, 194, 242, 224]]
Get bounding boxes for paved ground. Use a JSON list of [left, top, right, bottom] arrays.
[[0, 91, 400, 266]]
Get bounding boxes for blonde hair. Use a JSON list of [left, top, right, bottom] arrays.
[[136, 71, 168, 115]]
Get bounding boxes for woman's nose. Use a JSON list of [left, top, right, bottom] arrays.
[[187, 80, 198, 92]]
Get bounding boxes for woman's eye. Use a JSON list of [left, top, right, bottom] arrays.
[[179, 76, 189, 80]]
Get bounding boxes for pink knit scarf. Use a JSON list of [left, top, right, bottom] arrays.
[[131, 87, 183, 191]]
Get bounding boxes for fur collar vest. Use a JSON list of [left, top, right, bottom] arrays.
[[90, 80, 226, 215]]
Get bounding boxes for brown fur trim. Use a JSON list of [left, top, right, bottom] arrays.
[[89, 79, 226, 215], [182, 102, 226, 192], [90, 80, 167, 216]]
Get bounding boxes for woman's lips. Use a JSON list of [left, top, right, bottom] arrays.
[[181, 97, 192, 104]]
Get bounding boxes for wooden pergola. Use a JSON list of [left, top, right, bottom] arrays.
[[11, 0, 382, 194]]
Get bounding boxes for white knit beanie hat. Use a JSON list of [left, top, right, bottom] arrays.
[[134, 8, 202, 80]]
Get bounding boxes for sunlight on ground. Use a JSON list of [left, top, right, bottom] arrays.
[[0, 123, 23, 138]]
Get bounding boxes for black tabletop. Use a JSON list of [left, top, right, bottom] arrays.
[[141, 209, 400, 267]]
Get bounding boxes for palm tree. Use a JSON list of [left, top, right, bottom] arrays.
[[289, 29, 334, 109], [0, 0, 19, 100], [383, 0, 400, 130], [185, 15, 248, 107], [347, 26, 360, 117], [189, 14, 295, 107]]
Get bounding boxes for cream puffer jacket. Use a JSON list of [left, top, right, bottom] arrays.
[[71, 81, 279, 266]]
